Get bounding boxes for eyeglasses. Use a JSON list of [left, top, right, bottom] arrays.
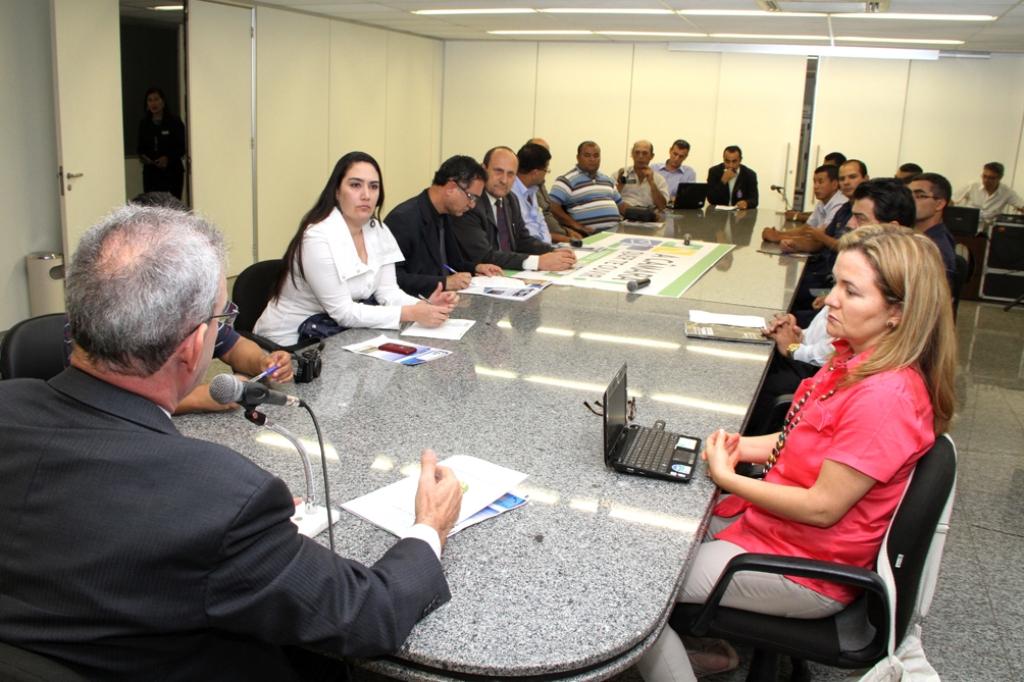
[[583, 397, 637, 421], [454, 183, 481, 205], [911, 190, 937, 200], [206, 300, 240, 332]]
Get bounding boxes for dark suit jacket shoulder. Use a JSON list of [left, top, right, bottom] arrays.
[[385, 190, 476, 298], [706, 163, 759, 209], [0, 368, 449, 680], [451, 193, 552, 270]]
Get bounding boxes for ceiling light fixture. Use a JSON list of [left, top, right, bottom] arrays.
[[413, 8, 536, 16], [488, 30, 593, 35], [679, 10, 826, 18], [150, 4, 184, 9], [830, 13, 996, 22], [598, 31, 708, 38], [837, 36, 965, 46], [710, 33, 831, 41], [540, 8, 674, 15]]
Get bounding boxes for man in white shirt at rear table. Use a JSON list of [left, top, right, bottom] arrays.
[[954, 161, 1024, 224]]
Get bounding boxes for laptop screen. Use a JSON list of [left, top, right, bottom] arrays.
[[603, 364, 629, 464]]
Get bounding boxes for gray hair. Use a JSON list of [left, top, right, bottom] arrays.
[[65, 204, 226, 376]]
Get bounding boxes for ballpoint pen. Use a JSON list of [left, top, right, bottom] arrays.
[[248, 364, 279, 383], [442, 264, 457, 274]]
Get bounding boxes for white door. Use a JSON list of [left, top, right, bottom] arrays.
[[51, 0, 125, 258]]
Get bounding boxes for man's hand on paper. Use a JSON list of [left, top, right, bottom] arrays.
[[414, 449, 463, 550]]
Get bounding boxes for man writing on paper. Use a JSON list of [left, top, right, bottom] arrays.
[[0, 204, 463, 679]]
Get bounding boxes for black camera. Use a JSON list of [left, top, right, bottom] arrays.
[[293, 343, 323, 384]]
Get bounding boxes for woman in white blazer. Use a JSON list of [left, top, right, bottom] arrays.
[[255, 152, 456, 346]]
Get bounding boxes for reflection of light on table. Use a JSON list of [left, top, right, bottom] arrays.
[[569, 497, 599, 513], [517, 485, 560, 505], [536, 326, 575, 337], [474, 365, 518, 379], [255, 431, 338, 460], [496, 319, 513, 329], [370, 455, 395, 471], [398, 461, 420, 477], [579, 331, 681, 351], [524, 375, 609, 393], [687, 345, 766, 362], [651, 392, 747, 416], [608, 502, 700, 532]]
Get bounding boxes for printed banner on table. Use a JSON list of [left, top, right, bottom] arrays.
[[514, 234, 733, 298]]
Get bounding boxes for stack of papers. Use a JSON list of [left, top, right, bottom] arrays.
[[401, 318, 475, 341], [685, 310, 773, 345], [461, 276, 548, 301], [342, 455, 529, 537]]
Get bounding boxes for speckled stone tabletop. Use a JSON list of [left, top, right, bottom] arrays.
[[175, 211, 802, 680]]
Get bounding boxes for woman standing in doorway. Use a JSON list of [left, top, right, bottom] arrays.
[[136, 87, 186, 199]]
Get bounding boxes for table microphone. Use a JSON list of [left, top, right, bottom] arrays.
[[209, 373, 303, 408], [626, 277, 652, 292]]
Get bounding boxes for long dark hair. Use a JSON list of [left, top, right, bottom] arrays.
[[273, 151, 385, 299]]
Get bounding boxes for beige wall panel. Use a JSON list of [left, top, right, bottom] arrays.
[[255, 6, 329, 261], [808, 57, 909, 203], [189, 0, 253, 276], [534, 43, 634, 180], [329, 21, 388, 165], [628, 46, 721, 176], [384, 32, 443, 213], [441, 41, 538, 162], [714, 53, 806, 212], [901, 56, 1024, 196]]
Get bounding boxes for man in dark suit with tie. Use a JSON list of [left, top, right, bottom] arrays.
[[451, 146, 576, 272], [386, 155, 503, 298], [707, 145, 759, 209], [0, 204, 463, 680]]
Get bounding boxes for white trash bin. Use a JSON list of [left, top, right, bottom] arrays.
[[26, 252, 65, 316]]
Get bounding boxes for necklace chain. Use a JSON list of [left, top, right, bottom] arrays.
[[765, 365, 838, 472]]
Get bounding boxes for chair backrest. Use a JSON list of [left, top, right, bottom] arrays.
[[232, 259, 283, 333], [952, 253, 970, 318], [883, 434, 957, 643], [0, 313, 68, 381]]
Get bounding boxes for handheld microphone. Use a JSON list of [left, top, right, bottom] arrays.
[[626, 277, 652, 292], [209, 373, 302, 408]]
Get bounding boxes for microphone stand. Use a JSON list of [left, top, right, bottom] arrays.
[[244, 408, 339, 540], [772, 185, 791, 212]]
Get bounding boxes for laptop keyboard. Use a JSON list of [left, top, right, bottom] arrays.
[[622, 427, 678, 472]]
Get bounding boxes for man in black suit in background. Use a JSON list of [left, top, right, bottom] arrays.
[[707, 145, 759, 209], [451, 146, 576, 272], [0, 204, 462, 680], [386, 155, 503, 298]]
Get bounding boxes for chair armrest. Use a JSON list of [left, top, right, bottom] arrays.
[[689, 553, 888, 635]]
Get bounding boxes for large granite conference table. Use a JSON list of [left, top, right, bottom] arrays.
[[176, 207, 804, 680]]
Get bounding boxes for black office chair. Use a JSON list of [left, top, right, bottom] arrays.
[[232, 259, 283, 334], [0, 313, 67, 380], [952, 253, 970, 320], [670, 434, 957, 681], [0, 642, 88, 682]]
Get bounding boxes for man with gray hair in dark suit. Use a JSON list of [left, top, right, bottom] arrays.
[[0, 204, 462, 680]]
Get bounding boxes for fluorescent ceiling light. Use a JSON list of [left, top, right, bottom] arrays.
[[150, 4, 184, 9], [838, 36, 964, 46], [413, 8, 536, 16], [711, 33, 830, 41], [489, 30, 593, 35], [831, 13, 995, 22], [679, 10, 825, 18], [540, 8, 674, 15], [598, 31, 707, 38]]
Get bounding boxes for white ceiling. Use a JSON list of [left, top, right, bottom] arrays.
[[121, 1, 1024, 53]]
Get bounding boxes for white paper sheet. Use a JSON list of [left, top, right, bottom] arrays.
[[688, 310, 767, 329], [401, 318, 475, 340]]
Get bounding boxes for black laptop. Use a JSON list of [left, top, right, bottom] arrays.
[[673, 183, 708, 210], [944, 206, 981, 237], [602, 363, 701, 482]]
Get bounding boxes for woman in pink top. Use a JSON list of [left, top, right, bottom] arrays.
[[640, 225, 957, 682]]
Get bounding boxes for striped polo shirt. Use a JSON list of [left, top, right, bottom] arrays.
[[548, 166, 622, 231]]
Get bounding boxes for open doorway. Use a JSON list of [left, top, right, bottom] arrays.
[[119, 1, 188, 206]]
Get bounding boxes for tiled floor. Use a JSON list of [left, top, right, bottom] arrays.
[[610, 299, 1024, 681]]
